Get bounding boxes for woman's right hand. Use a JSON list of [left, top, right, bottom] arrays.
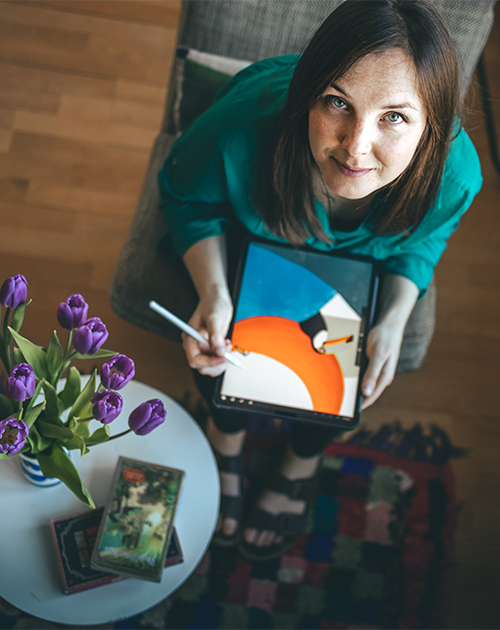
[[183, 289, 234, 377]]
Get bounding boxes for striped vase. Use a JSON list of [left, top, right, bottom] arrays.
[[19, 452, 71, 487]]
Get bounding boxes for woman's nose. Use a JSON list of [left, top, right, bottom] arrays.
[[341, 120, 372, 157]]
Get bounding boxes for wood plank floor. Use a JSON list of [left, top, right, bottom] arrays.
[[0, 2, 498, 627]]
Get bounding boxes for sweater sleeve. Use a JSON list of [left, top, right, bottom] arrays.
[[157, 56, 297, 258], [380, 128, 482, 296], [157, 115, 233, 257]]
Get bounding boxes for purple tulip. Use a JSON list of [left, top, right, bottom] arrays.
[[0, 418, 29, 456], [101, 354, 135, 391], [6, 363, 36, 402], [0, 274, 28, 309], [128, 399, 166, 436], [91, 389, 123, 424], [57, 294, 89, 330], [73, 317, 109, 355]]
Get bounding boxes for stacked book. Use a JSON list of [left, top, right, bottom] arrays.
[[50, 456, 184, 594]]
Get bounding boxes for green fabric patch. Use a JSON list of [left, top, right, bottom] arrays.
[[332, 535, 363, 570], [323, 456, 344, 471], [218, 603, 249, 629], [369, 466, 403, 504], [353, 569, 386, 601], [272, 612, 301, 629], [297, 584, 326, 616]]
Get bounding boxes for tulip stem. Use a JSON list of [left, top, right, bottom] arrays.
[[64, 330, 73, 361], [77, 416, 94, 423], [107, 429, 132, 442], [2, 306, 10, 340], [1, 308, 13, 372]]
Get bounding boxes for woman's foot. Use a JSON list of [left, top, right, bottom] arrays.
[[239, 446, 322, 559], [206, 417, 246, 544]]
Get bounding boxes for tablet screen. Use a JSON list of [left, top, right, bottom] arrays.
[[216, 241, 378, 427]]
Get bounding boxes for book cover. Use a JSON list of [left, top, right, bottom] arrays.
[[50, 506, 183, 594], [90, 456, 184, 582]]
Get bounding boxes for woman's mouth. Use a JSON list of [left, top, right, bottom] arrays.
[[332, 158, 373, 178]]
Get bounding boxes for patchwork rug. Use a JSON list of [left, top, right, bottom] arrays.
[[0, 423, 460, 630]]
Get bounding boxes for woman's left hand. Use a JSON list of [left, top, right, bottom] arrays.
[[360, 273, 419, 409], [360, 321, 404, 409]]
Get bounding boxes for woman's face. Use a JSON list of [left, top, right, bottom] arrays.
[[308, 49, 427, 201]]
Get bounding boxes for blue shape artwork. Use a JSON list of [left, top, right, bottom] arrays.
[[235, 244, 337, 323]]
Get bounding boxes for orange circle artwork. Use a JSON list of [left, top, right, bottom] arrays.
[[232, 316, 344, 414]]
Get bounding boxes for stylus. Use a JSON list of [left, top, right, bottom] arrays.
[[149, 300, 244, 369]]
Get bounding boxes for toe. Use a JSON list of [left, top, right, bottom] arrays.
[[244, 528, 258, 544], [222, 517, 238, 537]]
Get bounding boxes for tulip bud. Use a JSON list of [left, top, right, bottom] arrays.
[[128, 399, 166, 436], [57, 294, 89, 330], [91, 389, 123, 424], [6, 363, 36, 402], [101, 354, 135, 391], [0, 274, 28, 309], [0, 418, 29, 456], [73, 317, 109, 355]]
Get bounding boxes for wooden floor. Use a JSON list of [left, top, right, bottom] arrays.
[[0, 2, 498, 628]]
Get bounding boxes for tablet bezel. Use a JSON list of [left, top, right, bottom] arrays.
[[213, 238, 380, 430]]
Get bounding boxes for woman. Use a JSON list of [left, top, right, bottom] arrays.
[[158, 0, 482, 560]]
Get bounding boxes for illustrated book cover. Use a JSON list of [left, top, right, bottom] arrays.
[[90, 456, 184, 583]]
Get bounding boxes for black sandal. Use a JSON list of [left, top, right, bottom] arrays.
[[238, 460, 322, 561], [211, 450, 245, 547]]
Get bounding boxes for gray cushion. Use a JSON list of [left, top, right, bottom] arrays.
[[396, 276, 436, 374]]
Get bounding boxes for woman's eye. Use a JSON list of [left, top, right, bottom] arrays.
[[326, 95, 347, 110], [385, 112, 404, 124]]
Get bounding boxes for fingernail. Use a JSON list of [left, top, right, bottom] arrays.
[[364, 383, 373, 396]]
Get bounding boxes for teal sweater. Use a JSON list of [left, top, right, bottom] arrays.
[[158, 56, 482, 296]]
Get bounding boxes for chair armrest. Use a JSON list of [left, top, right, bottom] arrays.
[[109, 132, 197, 343]]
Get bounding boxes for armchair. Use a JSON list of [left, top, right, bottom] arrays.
[[109, 0, 496, 374]]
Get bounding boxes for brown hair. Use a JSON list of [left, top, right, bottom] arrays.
[[257, 0, 461, 243]]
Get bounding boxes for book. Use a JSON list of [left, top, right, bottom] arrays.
[[90, 456, 184, 583], [50, 506, 183, 594]]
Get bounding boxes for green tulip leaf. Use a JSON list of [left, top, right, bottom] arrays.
[[75, 419, 91, 438], [70, 348, 118, 361], [47, 330, 63, 380], [42, 380, 63, 418], [68, 370, 96, 426], [8, 328, 49, 381], [64, 432, 90, 456], [10, 299, 32, 334], [37, 445, 95, 508], [0, 394, 14, 421], [0, 342, 11, 375], [85, 424, 110, 447], [58, 367, 81, 410], [26, 424, 53, 454], [23, 401, 46, 429], [25, 380, 43, 413], [37, 420, 75, 441], [12, 346, 24, 367]]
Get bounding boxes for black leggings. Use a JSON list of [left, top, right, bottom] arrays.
[[193, 369, 342, 458]]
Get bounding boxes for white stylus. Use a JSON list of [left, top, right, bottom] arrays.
[[149, 300, 244, 370]]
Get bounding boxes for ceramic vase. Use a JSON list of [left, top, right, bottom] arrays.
[[19, 451, 71, 487]]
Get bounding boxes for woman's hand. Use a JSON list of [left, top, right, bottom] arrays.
[[361, 321, 404, 409], [360, 273, 419, 409], [181, 235, 235, 377], [183, 289, 234, 377]]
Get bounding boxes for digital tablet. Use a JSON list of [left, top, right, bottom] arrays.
[[213, 239, 379, 429]]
